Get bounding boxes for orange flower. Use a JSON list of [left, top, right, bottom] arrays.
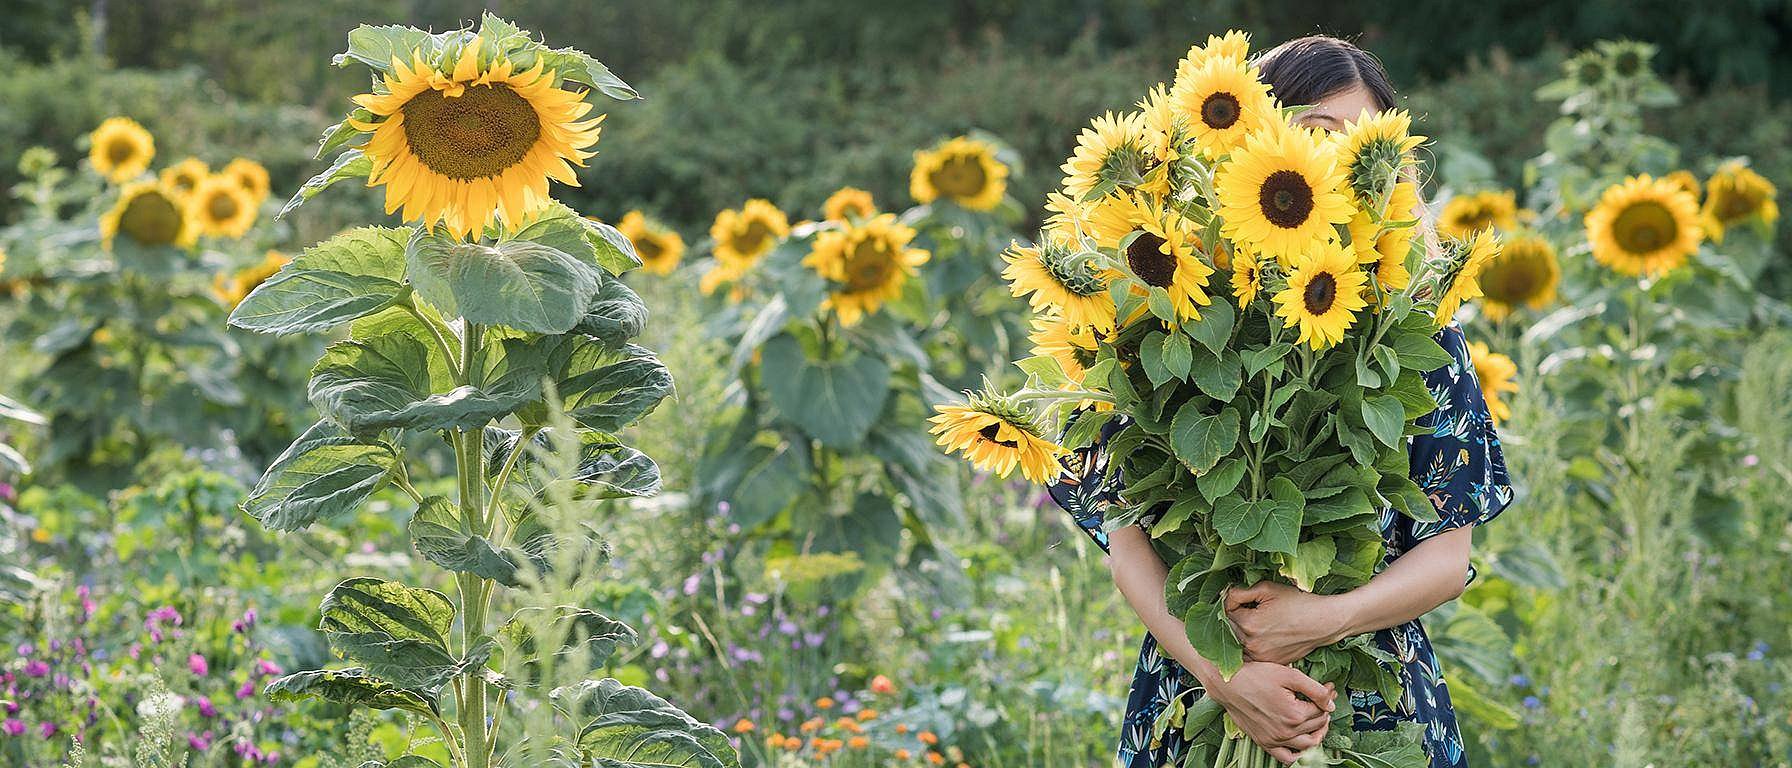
[[732, 719, 756, 733], [857, 708, 879, 721], [782, 736, 802, 751], [870, 674, 897, 694], [800, 717, 824, 733], [849, 736, 871, 749], [919, 731, 940, 746], [815, 696, 836, 710], [895, 749, 913, 760], [927, 751, 946, 765], [764, 733, 783, 749], [895, 724, 911, 735]]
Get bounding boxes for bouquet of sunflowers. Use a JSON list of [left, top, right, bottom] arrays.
[[933, 31, 1497, 767]]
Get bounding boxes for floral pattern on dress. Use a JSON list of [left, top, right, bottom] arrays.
[[1048, 324, 1513, 768]]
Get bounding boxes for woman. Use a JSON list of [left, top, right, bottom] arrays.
[[1049, 36, 1514, 768]]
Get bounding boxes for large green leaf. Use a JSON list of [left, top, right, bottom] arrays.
[[406, 227, 602, 334], [552, 679, 738, 768], [333, 25, 437, 72], [243, 420, 396, 532], [1388, 324, 1453, 371], [1170, 402, 1239, 473], [1186, 298, 1235, 354], [309, 329, 545, 437], [575, 274, 649, 350], [760, 334, 890, 448], [1213, 496, 1269, 545], [230, 227, 408, 335], [263, 668, 437, 717], [409, 496, 547, 587], [278, 150, 374, 220], [500, 606, 639, 676], [319, 578, 472, 693], [488, 428, 662, 500], [1246, 477, 1303, 555], [1185, 601, 1243, 679], [720, 441, 809, 529], [1361, 394, 1407, 448], [537, 339, 674, 433]]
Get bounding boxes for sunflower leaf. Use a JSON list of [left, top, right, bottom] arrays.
[[244, 420, 396, 532], [759, 334, 890, 449], [279, 150, 373, 221], [230, 227, 409, 335], [405, 227, 603, 335]]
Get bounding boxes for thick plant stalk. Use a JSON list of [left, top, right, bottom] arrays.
[[457, 323, 491, 768]]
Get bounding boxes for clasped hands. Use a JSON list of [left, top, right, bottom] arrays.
[[1204, 581, 1352, 764]]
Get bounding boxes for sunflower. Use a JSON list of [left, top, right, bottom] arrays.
[[911, 136, 1008, 211], [1174, 30, 1252, 77], [160, 158, 210, 200], [1348, 179, 1421, 266], [221, 158, 272, 205], [1438, 190, 1518, 239], [1663, 170, 1701, 201], [212, 251, 292, 310], [1229, 246, 1264, 306], [1477, 233, 1559, 321], [1172, 58, 1275, 159], [1468, 341, 1518, 425], [1271, 238, 1369, 350], [1001, 235, 1115, 331], [1061, 112, 1166, 202], [1136, 83, 1181, 164], [1028, 313, 1103, 382], [802, 213, 930, 326], [710, 199, 790, 268], [1044, 191, 1095, 240], [1701, 162, 1779, 243], [1335, 109, 1424, 211], [929, 391, 1067, 484], [1434, 229, 1501, 326], [101, 181, 195, 251], [189, 175, 258, 238], [822, 187, 877, 223], [1111, 194, 1215, 324], [1215, 123, 1355, 266], [698, 259, 751, 300], [617, 210, 686, 275], [89, 117, 155, 183], [1584, 175, 1703, 277], [348, 35, 605, 238]]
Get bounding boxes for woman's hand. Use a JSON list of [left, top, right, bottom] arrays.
[[1225, 581, 1349, 665], [1205, 662, 1336, 764]]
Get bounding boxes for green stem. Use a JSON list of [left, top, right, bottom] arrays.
[[454, 323, 493, 768], [486, 426, 539, 547], [404, 296, 461, 374]]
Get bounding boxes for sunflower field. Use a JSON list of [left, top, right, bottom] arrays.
[[2, 5, 1790, 768]]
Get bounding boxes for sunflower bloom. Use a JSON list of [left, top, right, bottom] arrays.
[[822, 187, 877, 223], [802, 213, 930, 326], [1029, 313, 1105, 385], [1174, 30, 1251, 77], [710, 199, 789, 269], [189, 175, 258, 238], [1271, 239, 1368, 350], [929, 392, 1067, 484], [617, 210, 686, 275], [89, 117, 155, 183], [1434, 230, 1501, 326], [1229, 247, 1264, 306], [349, 36, 605, 238], [1001, 236, 1115, 332], [1348, 179, 1421, 266], [1335, 109, 1424, 214], [1438, 190, 1518, 239], [1663, 170, 1701, 201], [1061, 112, 1166, 202], [911, 136, 1008, 210], [101, 181, 195, 251], [1584, 174, 1703, 277], [1172, 58, 1274, 159], [1468, 341, 1519, 425], [1700, 161, 1779, 243], [1109, 193, 1214, 324], [1215, 123, 1354, 265], [160, 158, 210, 200], [1477, 233, 1559, 321], [221, 158, 272, 205]]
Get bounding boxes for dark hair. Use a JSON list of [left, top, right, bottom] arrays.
[[1252, 35, 1397, 111]]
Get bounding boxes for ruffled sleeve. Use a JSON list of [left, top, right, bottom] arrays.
[[1046, 414, 1130, 553], [1402, 324, 1516, 547]]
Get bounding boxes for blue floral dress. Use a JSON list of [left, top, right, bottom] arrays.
[[1048, 325, 1513, 768]]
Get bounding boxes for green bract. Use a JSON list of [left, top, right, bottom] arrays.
[[228, 14, 735, 768]]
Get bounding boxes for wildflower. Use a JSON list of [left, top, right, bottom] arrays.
[[858, 708, 878, 721], [189, 653, 209, 677], [815, 696, 835, 710], [189, 731, 214, 751], [2, 719, 22, 736], [871, 675, 896, 695], [895, 749, 913, 760], [732, 719, 755, 734], [919, 730, 939, 745], [197, 696, 218, 718], [849, 736, 870, 749]]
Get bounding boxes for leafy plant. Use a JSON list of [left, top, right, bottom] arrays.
[[227, 14, 733, 768]]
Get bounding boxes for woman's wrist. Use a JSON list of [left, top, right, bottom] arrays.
[[1319, 590, 1364, 644]]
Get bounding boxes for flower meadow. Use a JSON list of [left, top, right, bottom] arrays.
[[1, 10, 1790, 768]]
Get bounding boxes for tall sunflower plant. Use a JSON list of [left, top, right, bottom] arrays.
[[0, 130, 296, 487], [228, 15, 736, 768], [933, 31, 1495, 768], [689, 191, 970, 601]]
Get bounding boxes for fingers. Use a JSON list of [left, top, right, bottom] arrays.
[[1278, 669, 1336, 712], [1292, 709, 1331, 737], [1284, 728, 1324, 752], [1225, 582, 1269, 610], [1267, 746, 1300, 765]]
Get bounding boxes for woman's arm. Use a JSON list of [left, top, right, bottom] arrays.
[[1109, 525, 1336, 763], [1225, 526, 1473, 664]]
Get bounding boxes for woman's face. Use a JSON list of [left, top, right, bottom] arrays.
[[1290, 83, 1383, 133]]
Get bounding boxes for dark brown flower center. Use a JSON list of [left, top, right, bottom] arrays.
[[842, 239, 897, 292], [1126, 232, 1177, 288], [1258, 170, 1315, 229], [1612, 201, 1676, 254], [119, 192, 183, 245], [106, 139, 137, 165], [1302, 271, 1337, 315], [207, 191, 240, 222], [400, 83, 542, 180], [1452, 208, 1495, 232], [1201, 92, 1241, 130], [1716, 188, 1763, 223], [931, 155, 989, 199], [635, 235, 664, 261], [978, 422, 1018, 448]]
